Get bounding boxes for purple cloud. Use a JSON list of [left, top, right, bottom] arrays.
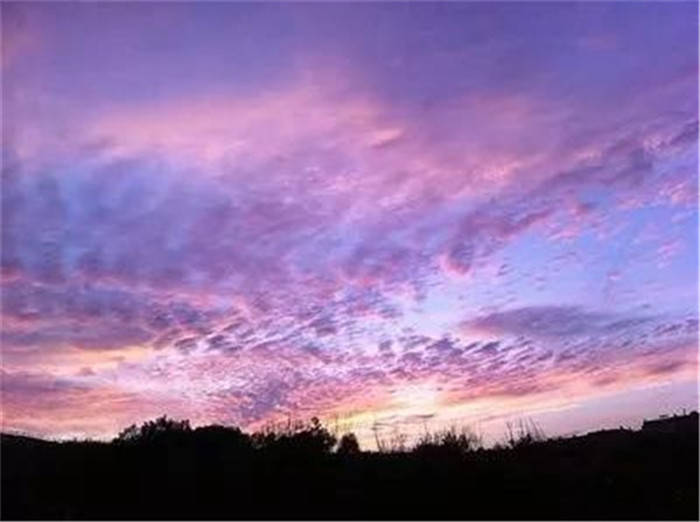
[[1, 1, 697, 444]]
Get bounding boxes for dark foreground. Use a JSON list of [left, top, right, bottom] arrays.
[[2, 414, 698, 520]]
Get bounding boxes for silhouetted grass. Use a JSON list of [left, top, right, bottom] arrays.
[[1, 413, 697, 520]]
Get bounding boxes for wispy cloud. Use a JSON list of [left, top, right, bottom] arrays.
[[1, 1, 697, 443]]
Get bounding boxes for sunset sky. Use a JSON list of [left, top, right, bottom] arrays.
[[1, 2, 698, 448]]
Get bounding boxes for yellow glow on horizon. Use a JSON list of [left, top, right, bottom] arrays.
[[22, 344, 155, 378]]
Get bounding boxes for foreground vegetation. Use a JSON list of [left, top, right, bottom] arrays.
[[2, 413, 698, 520]]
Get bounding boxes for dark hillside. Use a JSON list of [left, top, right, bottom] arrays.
[[1, 413, 698, 520]]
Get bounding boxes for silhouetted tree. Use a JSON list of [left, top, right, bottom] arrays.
[[3, 411, 698, 520], [337, 433, 360, 455], [114, 416, 191, 444], [193, 425, 252, 451], [115, 423, 140, 443]]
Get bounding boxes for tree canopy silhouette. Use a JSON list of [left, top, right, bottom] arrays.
[[115, 415, 191, 444], [337, 433, 360, 455], [3, 412, 697, 520]]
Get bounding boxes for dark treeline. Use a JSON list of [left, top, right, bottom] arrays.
[[2, 412, 698, 520]]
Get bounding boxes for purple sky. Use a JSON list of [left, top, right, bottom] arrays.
[[1, 2, 698, 447]]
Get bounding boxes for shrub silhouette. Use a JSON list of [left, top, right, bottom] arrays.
[[337, 433, 360, 455], [190, 424, 254, 461], [414, 426, 482, 457], [251, 416, 336, 457], [2, 412, 698, 520], [372, 425, 409, 453], [115, 415, 191, 444], [504, 418, 546, 449]]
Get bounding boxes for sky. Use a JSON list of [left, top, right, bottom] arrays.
[[1, 2, 698, 448]]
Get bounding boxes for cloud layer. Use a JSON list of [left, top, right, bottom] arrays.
[[1, 2, 698, 446]]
